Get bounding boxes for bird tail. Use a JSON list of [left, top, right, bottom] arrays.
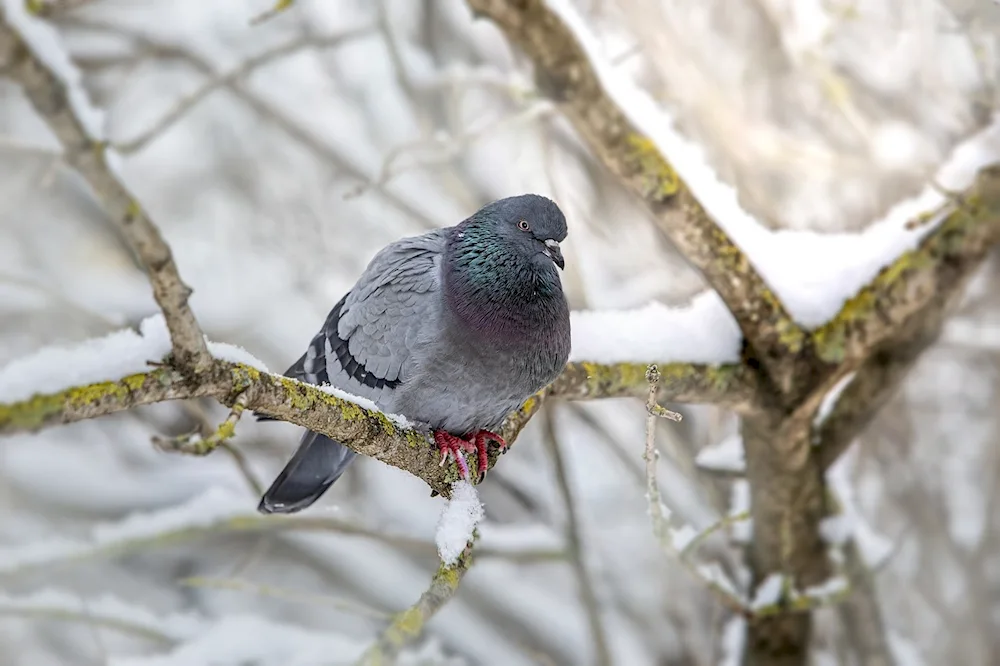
[[258, 431, 357, 514]]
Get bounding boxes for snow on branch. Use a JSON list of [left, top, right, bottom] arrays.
[[465, 0, 805, 394], [810, 167, 1000, 367], [0, 317, 752, 496], [0, 7, 211, 374]]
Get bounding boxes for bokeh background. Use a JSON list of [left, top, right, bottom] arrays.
[[2, 0, 1000, 664]]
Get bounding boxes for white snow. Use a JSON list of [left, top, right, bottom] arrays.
[[435, 480, 484, 566], [813, 372, 856, 432], [827, 455, 895, 567], [800, 575, 849, 601], [569, 291, 741, 364], [888, 631, 926, 666], [3, 0, 106, 139], [0, 315, 270, 404], [729, 480, 753, 543], [695, 435, 746, 473], [110, 615, 359, 666], [206, 339, 270, 373], [109, 615, 463, 666], [750, 573, 785, 610], [718, 616, 747, 666], [818, 513, 855, 546], [695, 562, 741, 600], [0, 589, 202, 641], [669, 524, 698, 552], [0, 487, 248, 575], [546, 0, 1000, 329], [477, 523, 563, 555], [315, 383, 412, 429], [0, 315, 172, 404]]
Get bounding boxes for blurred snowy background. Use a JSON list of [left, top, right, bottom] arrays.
[[2, 0, 1000, 664]]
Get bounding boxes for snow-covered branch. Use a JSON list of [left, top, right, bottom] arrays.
[[0, 9, 212, 374], [465, 0, 806, 395], [810, 168, 1000, 370], [0, 339, 749, 497]]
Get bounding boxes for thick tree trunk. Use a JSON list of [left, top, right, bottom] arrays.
[[742, 415, 830, 666]]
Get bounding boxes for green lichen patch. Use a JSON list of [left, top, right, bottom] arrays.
[[624, 134, 681, 203]]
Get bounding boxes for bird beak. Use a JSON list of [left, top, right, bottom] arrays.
[[543, 239, 565, 270]]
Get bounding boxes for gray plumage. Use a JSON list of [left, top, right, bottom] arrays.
[[259, 194, 571, 513]]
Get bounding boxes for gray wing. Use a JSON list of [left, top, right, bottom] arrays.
[[293, 229, 447, 405]]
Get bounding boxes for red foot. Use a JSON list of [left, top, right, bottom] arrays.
[[434, 431, 474, 480], [433, 429, 508, 482]]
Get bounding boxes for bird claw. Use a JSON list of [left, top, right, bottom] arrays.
[[471, 430, 507, 482], [434, 431, 475, 481], [433, 429, 507, 483]]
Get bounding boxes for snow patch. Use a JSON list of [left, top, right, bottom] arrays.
[[819, 513, 855, 546], [569, 292, 741, 364], [0, 589, 202, 641], [0, 487, 247, 575], [0, 315, 271, 404], [435, 480, 483, 566], [695, 435, 746, 473], [545, 0, 1000, 329], [719, 616, 747, 666], [750, 573, 785, 610], [669, 524, 698, 552], [729, 480, 753, 543], [813, 372, 856, 432]]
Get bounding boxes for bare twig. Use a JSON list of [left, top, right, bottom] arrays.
[[542, 407, 611, 666], [0, 596, 176, 646], [347, 102, 554, 198], [249, 0, 295, 25], [179, 576, 388, 620], [114, 27, 373, 154], [643, 366, 746, 614], [24, 0, 95, 17], [643, 366, 670, 546], [0, 11, 212, 374], [154, 391, 250, 455], [647, 402, 683, 422], [355, 544, 475, 665], [59, 15, 441, 230]]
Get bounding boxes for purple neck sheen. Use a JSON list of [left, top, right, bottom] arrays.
[[443, 225, 566, 343]]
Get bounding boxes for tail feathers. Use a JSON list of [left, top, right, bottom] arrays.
[[258, 432, 357, 514]]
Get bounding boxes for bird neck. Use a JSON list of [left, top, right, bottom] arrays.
[[443, 223, 565, 341]]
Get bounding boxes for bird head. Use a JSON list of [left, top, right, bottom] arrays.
[[479, 194, 568, 270]]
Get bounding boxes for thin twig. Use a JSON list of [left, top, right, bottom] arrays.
[[250, 0, 295, 25], [542, 406, 612, 666], [0, 11, 211, 374], [154, 391, 250, 455], [643, 366, 747, 614], [355, 543, 475, 665], [179, 576, 388, 620], [24, 0, 95, 17], [114, 26, 373, 154]]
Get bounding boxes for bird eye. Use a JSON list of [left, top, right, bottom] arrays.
[[518, 220, 530, 231]]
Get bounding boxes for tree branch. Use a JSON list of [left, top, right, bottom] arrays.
[[542, 406, 611, 666], [0, 359, 750, 496], [812, 175, 1000, 470], [0, 10, 212, 374], [811, 168, 1000, 369], [355, 544, 474, 666], [464, 0, 805, 394]]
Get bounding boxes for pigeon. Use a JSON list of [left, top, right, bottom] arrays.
[[258, 194, 571, 514]]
